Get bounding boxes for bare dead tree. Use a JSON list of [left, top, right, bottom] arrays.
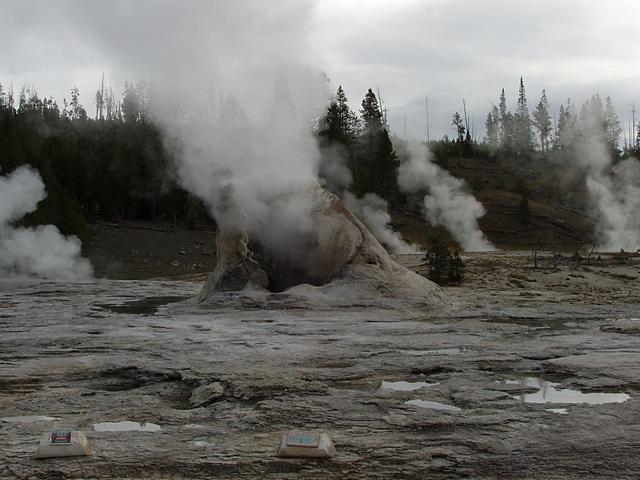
[[585, 244, 596, 265]]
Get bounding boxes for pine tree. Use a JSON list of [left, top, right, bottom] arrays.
[[105, 86, 116, 121], [7, 84, 15, 113], [604, 96, 622, 151], [452, 112, 466, 143], [518, 195, 531, 224], [372, 127, 399, 200], [336, 86, 359, 139], [576, 94, 609, 149], [533, 90, 552, 152], [42, 96, 61, 124], [354, 88, 398, 201], [498, 88, 508, 144], [122, 82, 140, 123], [497, 88, 515, 152], [485, 106, 500, 149], [318, 86, 358, 144], [555, 99, 575, 150], [514, 77, 533, 154], [360, 88, 383, 132], [0, 125, 26, 173], [68, 87, 87, 121], [95, 89, 104, 121], [317, 86, 360, 193]]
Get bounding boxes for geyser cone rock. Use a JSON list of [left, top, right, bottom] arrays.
[[199, 187, 444, 306], [203, 228, 270, 292]]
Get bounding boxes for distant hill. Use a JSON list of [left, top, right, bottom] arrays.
[[394, 154, 595, 250]]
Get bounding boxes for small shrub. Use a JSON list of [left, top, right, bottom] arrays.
[[518, 195, 531, 224], [424, 236, 465, 285], [614, 249, 628, 264]]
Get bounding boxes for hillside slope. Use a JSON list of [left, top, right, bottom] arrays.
[[394, 154, 595, 250]]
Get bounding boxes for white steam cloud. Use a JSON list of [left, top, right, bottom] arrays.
[[398, 142, 494, 252], [318, 144, 353, 194], [67, 0, 419, 260], [0, 167, 93, 280], [343, 192, 417, 254], [318, 144, 415, 254], [13, 1, 489, 258], [55, 1, 330, 262], [572, 133, 640, 251], [317, 145, 415, 254]]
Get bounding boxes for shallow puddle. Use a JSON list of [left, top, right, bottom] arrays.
[[546, 408, 569, 414], [0, 415, 59, 422], [380, 380, 439, 392], [96, 296, 188, 315], [401, 348, 462, 356], [405, 399, 462, 412], [484, 317, 584, 331], [93, 421, 161, 432], [192, 440, 214, 447], [509, 377, 630, 405]]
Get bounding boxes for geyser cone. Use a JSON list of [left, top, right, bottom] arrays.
[[198, 186, 443, 305]]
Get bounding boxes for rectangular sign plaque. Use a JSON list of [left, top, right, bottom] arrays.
[[276, 431, 335, 458], [286, 431, 320, 448], [36, 431, 92, 458], [49, 431, 72, 445]]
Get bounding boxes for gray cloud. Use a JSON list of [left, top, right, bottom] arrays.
[[314, 0, 640, 140], [1, 0, 638, 141]]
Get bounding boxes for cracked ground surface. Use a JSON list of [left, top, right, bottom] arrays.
[[1, 252, 640, 479]]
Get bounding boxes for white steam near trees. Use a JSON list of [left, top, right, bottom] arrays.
[[6, 0, 494, 259], [60, 0, 331, 262], [318, 144, 417, 254], [61, 0, 433, 257], [570, 121, 640, 251], [0, 167, 93, 280], [398, 142, 494, 252], [343, 192, 417, 254], [587, 158, 640, 251]]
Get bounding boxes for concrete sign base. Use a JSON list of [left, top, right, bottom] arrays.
[[35, 431, 92, 459], [276, 431, 335, 458]]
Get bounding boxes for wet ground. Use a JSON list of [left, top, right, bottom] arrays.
[[1, 252, 640, 479]]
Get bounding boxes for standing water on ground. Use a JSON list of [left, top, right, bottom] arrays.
[[507, 377, 630, 405]]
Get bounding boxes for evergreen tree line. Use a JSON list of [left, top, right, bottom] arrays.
[[0, 82, 209, 240], [1, 77, 636, 242], [481, 77, 638, 157], [316, 86, 400, 204], [0, 81, 400, 241]]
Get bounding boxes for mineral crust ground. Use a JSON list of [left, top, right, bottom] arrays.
[[1, 252, 640, 479]]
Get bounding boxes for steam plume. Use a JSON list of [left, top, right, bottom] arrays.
[[343, 192, 417, 254], [58, 1, 330, 263], [0, 166, 93, 280], [398, 141, 494, 251], [317, 143, 415, 254], [572, 128, 640, 251]]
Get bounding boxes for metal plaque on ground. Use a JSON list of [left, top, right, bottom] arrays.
[[276, 431, 335, 458]]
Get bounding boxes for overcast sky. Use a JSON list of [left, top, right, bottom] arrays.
[[2, 0, 639, 142]]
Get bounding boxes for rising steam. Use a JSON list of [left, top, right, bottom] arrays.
[[343, 192, 417, 254], [19, 1, 493, 258], [60, 1, 330, 264], [398, 141, 494, 251], [571, 128, 640, 251], [318, 143, 415, 254], [0, 166, 93, 280]]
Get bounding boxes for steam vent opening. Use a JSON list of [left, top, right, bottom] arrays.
[[197, 186, 443, 303], [248, 234, 331, 293]]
